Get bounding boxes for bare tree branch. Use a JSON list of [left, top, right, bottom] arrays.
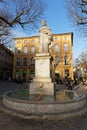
[[65, 0, 87, 36], [79, 50, 87, 82], [0, 0, 46, 45], [82, 0, 87, 4]]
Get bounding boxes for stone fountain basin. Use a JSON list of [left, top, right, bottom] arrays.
[[3, 90, 86, 115]]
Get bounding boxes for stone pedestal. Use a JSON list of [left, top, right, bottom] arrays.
[[29, 53, 54, 96]]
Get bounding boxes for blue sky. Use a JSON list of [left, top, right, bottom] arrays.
[[13, 0, 87, 59], [44, 0, 87, 60]]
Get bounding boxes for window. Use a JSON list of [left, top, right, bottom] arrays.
[[16, 70, 20, 79], [16, 58, 20, 67], [31, 46, 35, 53], [17, 41, 21, 44], [23, 58, 27, 67], [24, 47, 27, 54], [64, 56, 69, 65], [64, 37, 68, 40], [54, 37, 59, 41], [22, 70, 26, 81], [54, 44, 59, 52], [16, 70, 20, 74], [24, 40, 27, 45], [30, 70, 35, 74], [16, 47, 21, 54], [30, 70, 35, 78], [64, 44, 68, 51], [55, 56, 60, 65], [30, 58, 35, 67]]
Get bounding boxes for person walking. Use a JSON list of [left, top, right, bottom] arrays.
[[68, 78, 73, 90]]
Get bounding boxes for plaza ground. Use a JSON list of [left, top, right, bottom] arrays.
[[0, 80, 87, 130]]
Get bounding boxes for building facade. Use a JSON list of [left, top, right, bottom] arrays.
[[0, 44, 14, 79], [13, 32, 73, 82]]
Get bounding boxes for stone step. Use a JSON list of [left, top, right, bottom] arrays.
[[0, 97, 87, 120]]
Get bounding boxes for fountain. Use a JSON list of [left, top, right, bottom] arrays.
[[2, 20, 87, 120]]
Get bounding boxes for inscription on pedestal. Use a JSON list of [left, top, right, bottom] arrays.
[[35, 59, 50, 77]]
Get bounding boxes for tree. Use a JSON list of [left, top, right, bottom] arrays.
[[79, 50, 87, 62], [79, 50, 87, 83], [0, 0, 46, 44], [65, 0, 87, 35]]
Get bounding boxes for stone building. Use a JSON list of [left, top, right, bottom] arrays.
[[13, 32, 73, 82], [0, 44, 14, 79]]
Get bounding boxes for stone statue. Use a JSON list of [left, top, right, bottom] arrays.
[[39, 20, 53, 53]]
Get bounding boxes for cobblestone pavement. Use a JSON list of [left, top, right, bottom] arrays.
[[0, 80, 25, 96], [0, 80, 87, 130], [0, 111, 87, 130]]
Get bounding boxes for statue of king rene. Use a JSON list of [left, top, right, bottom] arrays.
[[39, 20, 53, 53]]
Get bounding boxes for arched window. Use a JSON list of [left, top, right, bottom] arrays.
[[17, 41, 21, 44], [31, 46, 35, 53], [24, 47, 27, 54], [16, 47, 21, 54], [24, 40, 27, 45], [54, 44, 59, 52], [64, 44, 68, 51]]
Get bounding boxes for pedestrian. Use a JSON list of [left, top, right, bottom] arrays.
[[68, 78, 73, 90], [64, 76, 69, 89]]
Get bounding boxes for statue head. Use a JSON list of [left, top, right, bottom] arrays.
[[42, 20, 46, 26]]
